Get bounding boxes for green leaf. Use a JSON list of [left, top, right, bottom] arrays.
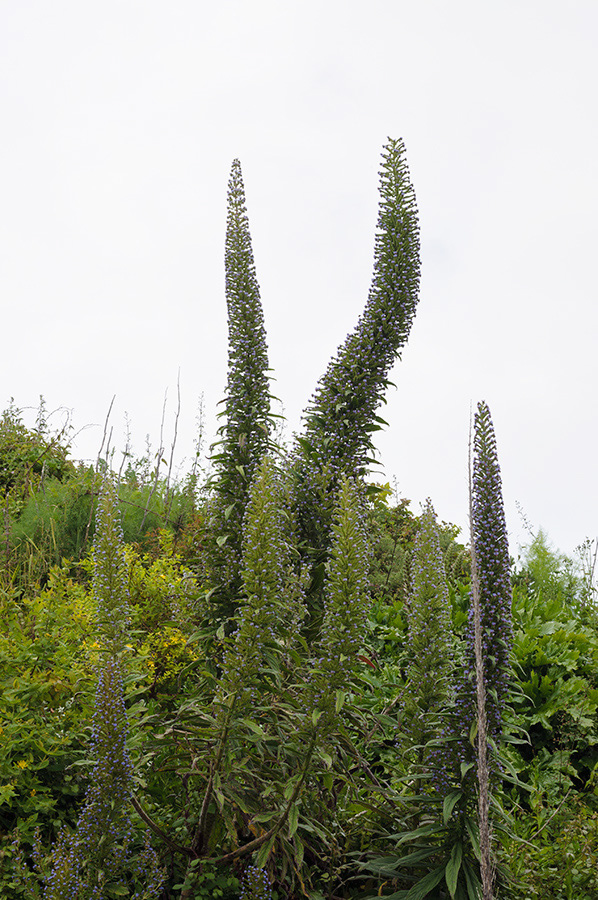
[[283, 775, 301, 800], [0, 783, 17, 806], [335, 690, 345, 713], [254, 832, 276, 869], [395, 823, 443, 845], [288, 802, 299, 837], [388, 847, 438, 869], [460, 761, 475, 780], [240, 717, 265, 736], [445, 842, 463, 898], [296, 437, 314, 457], [464, 816, 481, 862], [252, 810, 278, 824], [294, 834, 305, 868], [462, 859, 483, 899], [405, 864, 446, 899], [319, 748, 333, 768], [216, 534, 229, 547], [443, 790, 462, 824]]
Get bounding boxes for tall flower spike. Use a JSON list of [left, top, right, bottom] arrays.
[[39, 475, 164, 899], [402, 500, 453, 764], [210, 159, 274, 612], [217, 456, 304, 714], [470, 401, 513, 746], [294, 137, 420, 553], [468, 401, 512, 900], [93, 473, 130, 654], [306, 476, 371, 731]]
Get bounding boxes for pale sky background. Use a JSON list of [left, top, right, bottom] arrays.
[[1, 0, 596, 559]]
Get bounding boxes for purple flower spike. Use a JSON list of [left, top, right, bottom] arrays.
[[294, 138, 421, 550], [470, 401, 513, 745], [209, 160, 274, 610]]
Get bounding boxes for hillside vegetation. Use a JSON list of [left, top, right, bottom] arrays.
[[1, 140, 597, 900]]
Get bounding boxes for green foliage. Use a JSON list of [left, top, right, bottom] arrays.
[[0, 401, 71, 507], [509, 531, 598, 797], [175, 860, 240, 900], [0, 569, 93, 897], [6, 142, 598, 900], [0, 403, 73, 590], [131, 469, 373, 898], [5, 477, 165, 899], [504, 795, 598, 900], [8, 461, 199, 593], [369, 494, 417, 606], [361, 807, 485, 900]]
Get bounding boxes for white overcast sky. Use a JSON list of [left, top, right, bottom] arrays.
[[1, 0, 596, 557]]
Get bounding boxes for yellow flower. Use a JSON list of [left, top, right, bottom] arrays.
[[16, 760, 29, 769]]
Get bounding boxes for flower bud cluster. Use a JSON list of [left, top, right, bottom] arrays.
[[240, 865, 272, 900]]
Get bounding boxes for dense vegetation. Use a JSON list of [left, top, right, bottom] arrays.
[[1, 140, 597, 900]]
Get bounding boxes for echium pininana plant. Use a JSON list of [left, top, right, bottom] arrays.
[[468, 402, 513, 898], [434, 404, 512, 898], [293, 137, 420, 556], [209, 159, 274, 613], [190, 457, 306, 862], [37, 476, 164, 900], [305, 476, 371, 734], [446, 404, 513, 790], [467, 401, 513, 751], [217, 455, 305, 714], [401, 500, 454, 775]]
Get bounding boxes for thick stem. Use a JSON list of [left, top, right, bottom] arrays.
[[195, 698, 237, 853], [131, 795, 192, 857]]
